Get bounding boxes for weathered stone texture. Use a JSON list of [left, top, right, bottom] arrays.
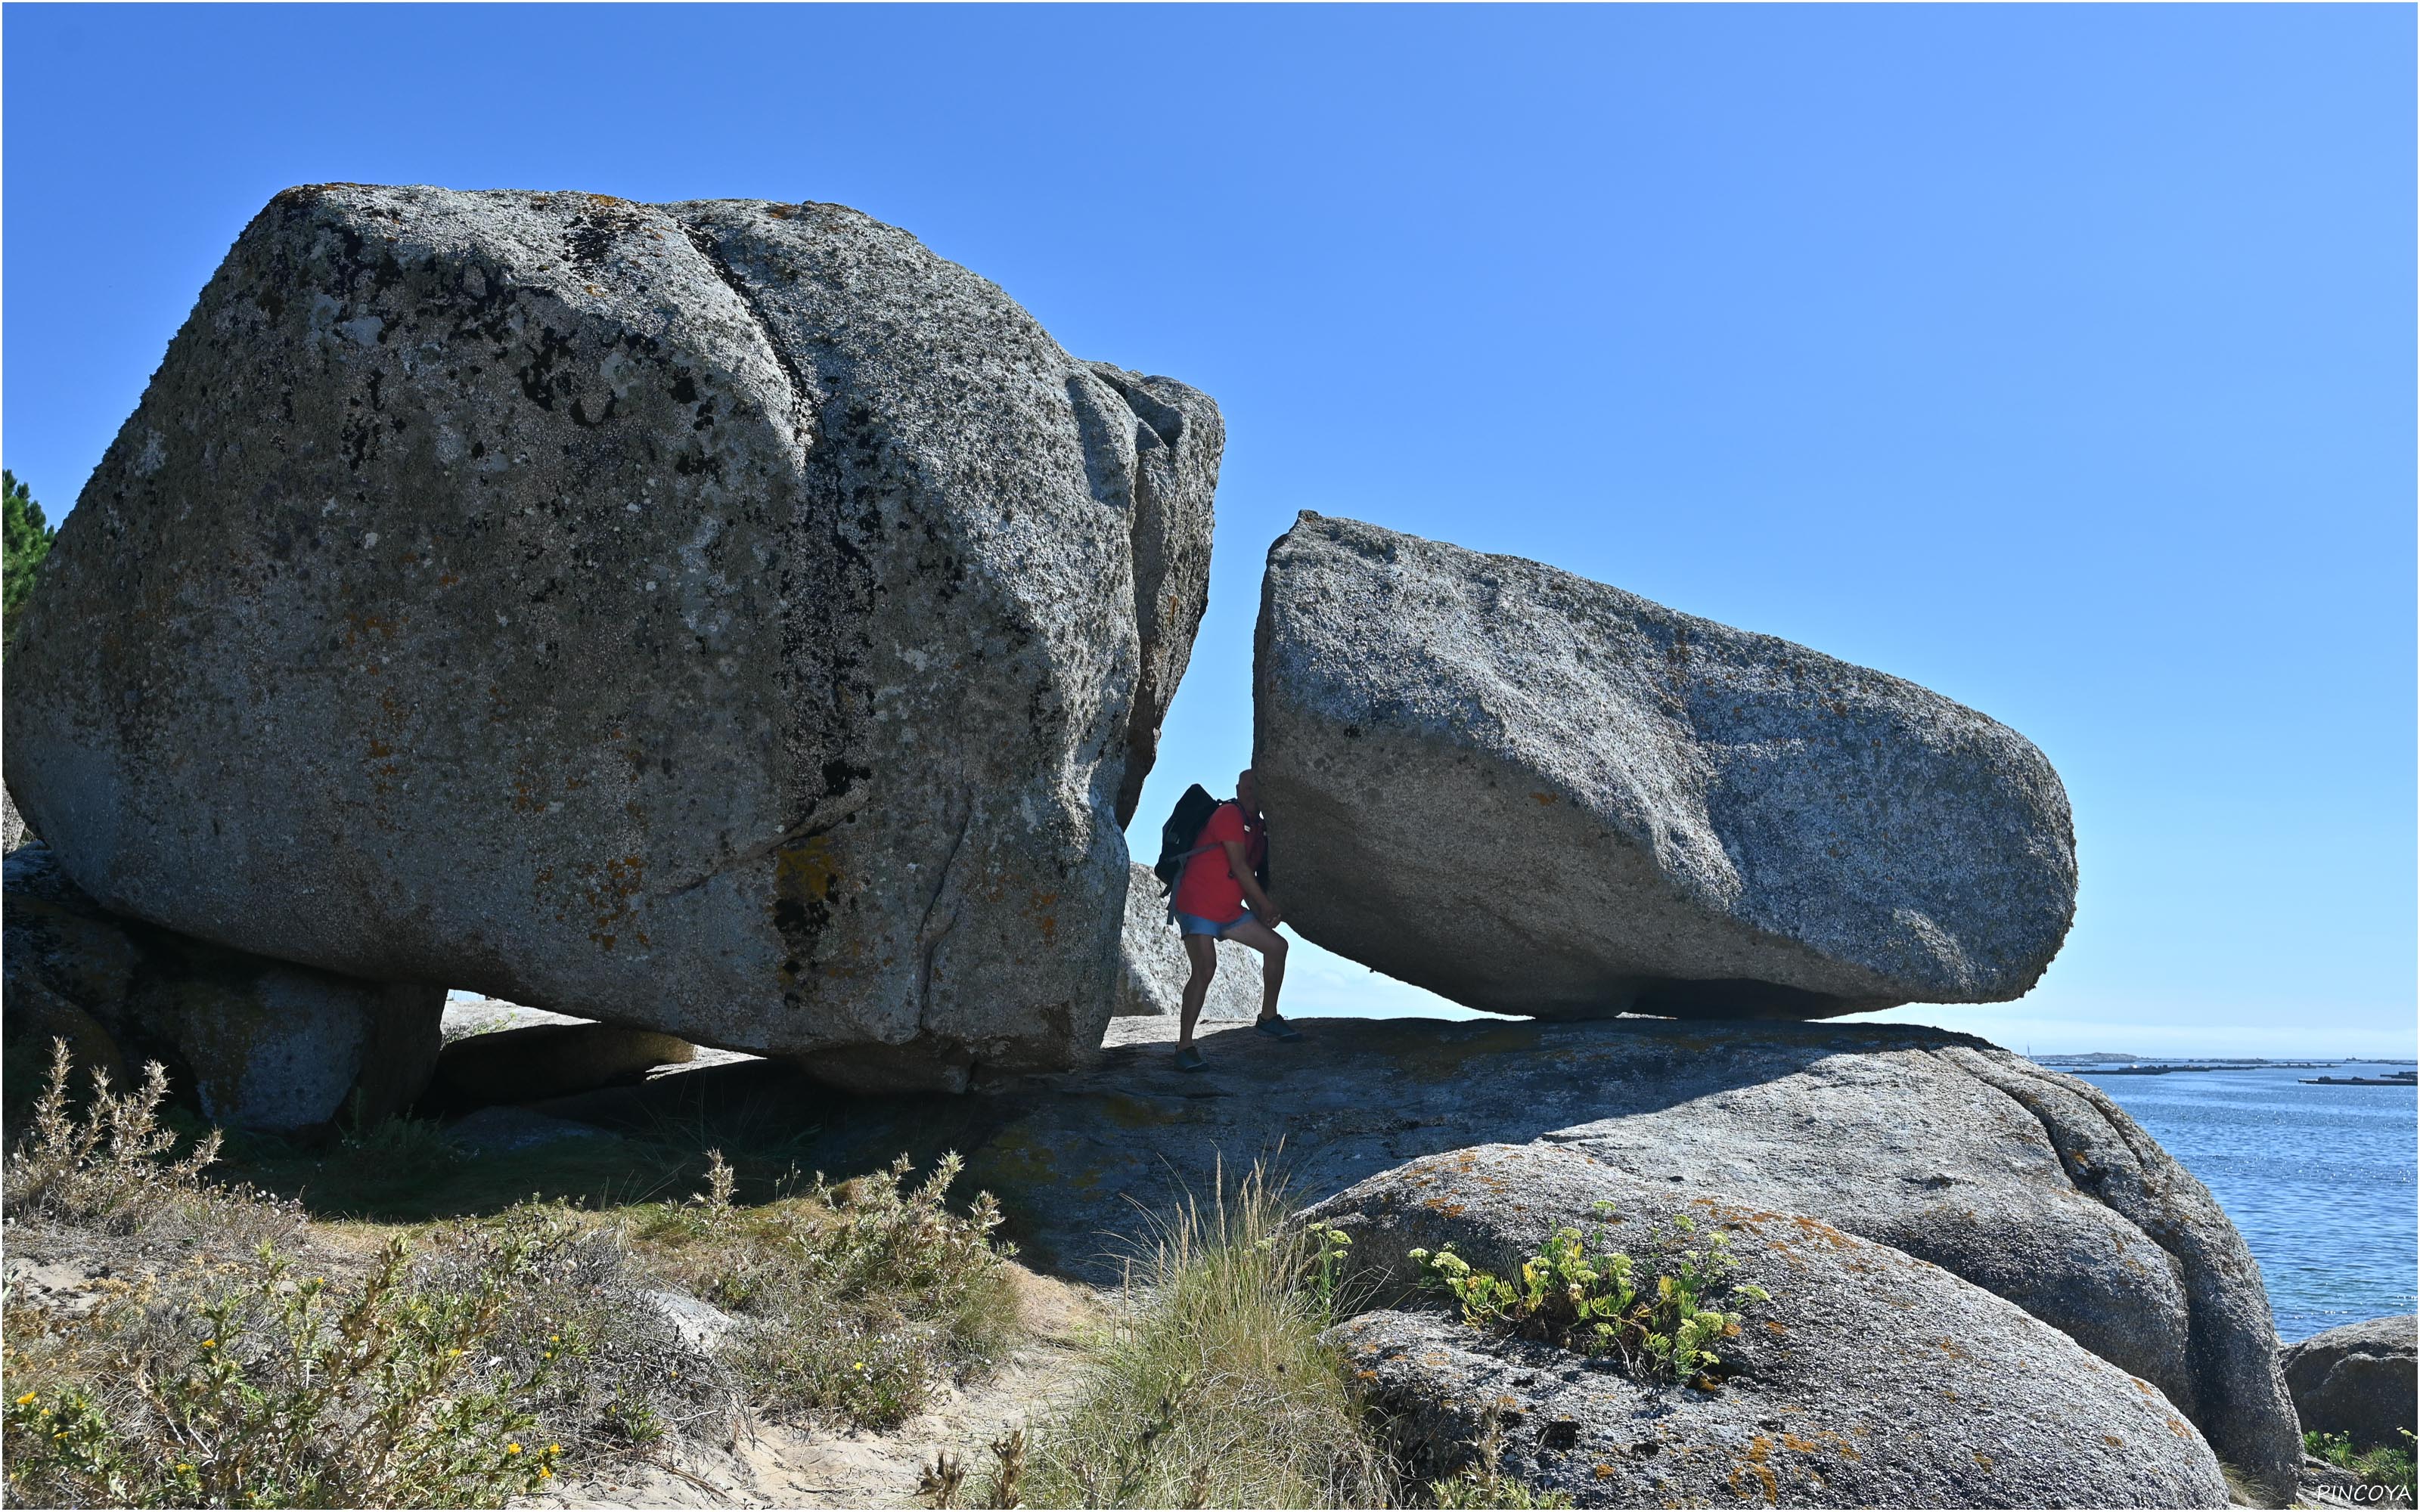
[[3, 845, 441, 1131], [1253, 513, 2076, 1019], [2281, 1315, 2417, 1452], [4, 185, 1220, 1091], [1315, 1144, 2230, 1509]]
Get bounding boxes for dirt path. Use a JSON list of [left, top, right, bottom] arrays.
[[540, 1268, 1104, 1510]]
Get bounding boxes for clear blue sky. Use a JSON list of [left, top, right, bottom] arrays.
[[6, 5, 2412, 1057]]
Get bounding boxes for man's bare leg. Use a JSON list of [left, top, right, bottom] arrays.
[[1177, 934, 1219, 1048], [1219, 918, 1289, 1020]]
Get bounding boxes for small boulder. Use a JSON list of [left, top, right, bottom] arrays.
[[1313, 1144, 2229, 1509], [2, 846, 441, 1132], [1114, 863, 1261, 1021], [434, 1021, 696, 1105], [1253, 513, 2076, 1018], [2281, 1315, 2417, 1452]]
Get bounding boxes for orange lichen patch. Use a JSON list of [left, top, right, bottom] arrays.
[[1531, 792, 1558, 804], [1025, 889, 1060, 946], [1357, 1369, 1378, 1380], [2164, 1416, 2192, 1440], [2129, 1377, 2155, 1396], [2102, 1435, 2124, 1448], [1788, 1216, 1854, 1249], [1933, 1337, 1971, 1359], [1593, 1464, 1617, 1479], [579, 854, 649, 951], [1972, 1452, 1993, 1472], [1422, 1198, 1469, 1216], [1729, 1437, 1780, 1505], [1943, 1389, 1959, 1401]]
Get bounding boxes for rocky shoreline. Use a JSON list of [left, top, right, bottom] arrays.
[[0, 182, 2402, 1508]]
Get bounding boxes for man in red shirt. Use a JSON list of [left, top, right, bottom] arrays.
[[1171, 768, 1301, 1070]]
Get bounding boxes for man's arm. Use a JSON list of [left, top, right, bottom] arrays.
[[1224, 839, 1282, 927]]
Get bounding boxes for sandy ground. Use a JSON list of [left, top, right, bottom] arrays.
[[535, 1267, 1103, 1510]]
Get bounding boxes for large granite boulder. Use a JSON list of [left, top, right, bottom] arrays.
[[2282, 1315, 2417, 1451], [5, 185, 1221, 1092], [839, 1015, 2292, 1493], [2, 846, 442, 1132], [1252, 513, 2076, 1019], [2, 782, 27, 854], [1113, 862, 1261, 1020], [1314, 1144, 2230, 1509]]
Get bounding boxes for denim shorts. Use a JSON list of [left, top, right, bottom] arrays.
[[1176, 909, 1255, 937]]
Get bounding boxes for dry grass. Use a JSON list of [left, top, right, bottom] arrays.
[[628, 1150, 1019, 1430], [1013, 1157, 1395, 1510]]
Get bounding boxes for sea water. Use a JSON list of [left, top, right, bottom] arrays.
[[2072, 1063, 2418, 1341]]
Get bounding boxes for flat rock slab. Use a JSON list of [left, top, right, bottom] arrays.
[[1253, 513, 2077, 1018], [6, 184, 1222, 1093], [582, 1012, 2295, 1491], [2281, 1315, 2417, 1451], [444, 1104, 620, 1155], [1314, 1144, 2228, 1509]]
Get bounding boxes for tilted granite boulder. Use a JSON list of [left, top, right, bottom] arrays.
[[921, 1015, 2294, 1493], [1113, 863, 1261, 1021], [2281, 1315, 2417, 1451], [2, 846, 442, 1132], [1314, 1144, 2229, 1509], [4, 184, 1221, 1092], [2, 782, 28, 854], [1252, 513, 2075, 1019]]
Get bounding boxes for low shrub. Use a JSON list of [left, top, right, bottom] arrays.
[[2307, 1428, 2418, 1504], [633, 1149, 1019, 1430], [1410, 1209, 1770, 1383], [1015, 1158, 1394, 1510], [1, 1046, 737, 1507]]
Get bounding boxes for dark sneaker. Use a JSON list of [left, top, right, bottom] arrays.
[[1253, 1015, 1306, 1042], [1175, 1045, 1209, 1073]]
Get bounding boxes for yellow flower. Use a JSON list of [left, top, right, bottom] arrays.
[[448, 1349, 464, 1358], [548, 1334, 560, 1343], [14, 1393, 33, 1405], [852, 1361, 864, 1371], [549, 1445, 561, 1455], [507, 1442, 522, 1455], [539, 1467, 553, 1479], [177, 1464, 192, 1473], [201, 1340, 218, 1349]]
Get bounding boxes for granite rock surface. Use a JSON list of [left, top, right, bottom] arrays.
[[2281, 1315, 2417, 1452], [800, 1015, 2291, 1491], [1314, 1143, 2229, 1509], [4, 184, 1221, 1092], [2, 845, 441, 1132], [1253, 513, 2076, 1019]]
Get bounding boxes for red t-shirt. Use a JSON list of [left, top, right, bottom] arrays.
[[1174, 802, 1264, 919]]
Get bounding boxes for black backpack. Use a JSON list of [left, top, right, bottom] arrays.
[[1152, 784, 1222, 898]]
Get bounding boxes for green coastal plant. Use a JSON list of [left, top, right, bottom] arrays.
[[3, 1222, 576, 1507], [2306, 1428, 2417, 1504], [1409, 1210, 1770, 1383], [639, 1148, 1020, 1430]]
